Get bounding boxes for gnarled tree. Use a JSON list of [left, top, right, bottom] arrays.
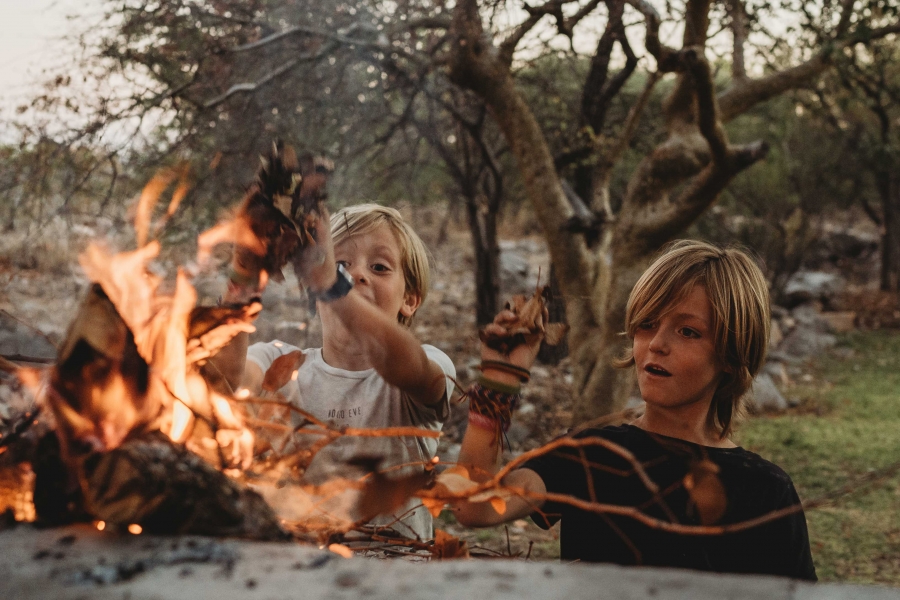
[[445, 0, 900, 421]]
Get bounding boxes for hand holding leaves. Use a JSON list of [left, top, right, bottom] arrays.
[[232, 142, 333, 286], [479, 285, 568, 372]]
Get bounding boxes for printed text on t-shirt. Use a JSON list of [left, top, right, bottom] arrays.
[[327, 407, 362, 420]]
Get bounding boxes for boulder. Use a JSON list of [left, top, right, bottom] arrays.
[[774, 303, 838, 362], [745, 373, 788, 413], [783, 271, 844, 308], [778, 327, 836, 362]]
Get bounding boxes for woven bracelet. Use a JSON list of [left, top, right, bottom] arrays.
[[466, 381, 520, 447]]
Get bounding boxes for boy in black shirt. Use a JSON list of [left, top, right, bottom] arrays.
[[453, 240, 816, 580]]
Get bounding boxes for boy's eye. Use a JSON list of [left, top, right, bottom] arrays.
[[371, 263, 390, 273], [638, 320, 656, 330], [680, 327, 701, 339], [336, 260, 350, 269]]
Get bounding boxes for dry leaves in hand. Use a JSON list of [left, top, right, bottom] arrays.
[[233, 142, 334, 283], [683, 458, 727, 525], [479, 285, 569, 353]]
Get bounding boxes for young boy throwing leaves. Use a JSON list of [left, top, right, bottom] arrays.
[[220, 203, 455, 540]]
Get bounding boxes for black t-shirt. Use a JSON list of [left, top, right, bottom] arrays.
[[523, 424, 817, 580]]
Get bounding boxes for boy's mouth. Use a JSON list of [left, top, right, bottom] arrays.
[[644, 364, 671, 377]]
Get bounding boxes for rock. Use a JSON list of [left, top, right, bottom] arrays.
[[0, 525, 889, 600], [745, 373, 788, 413], [790, 303, 833, 332], [773, 303, 839, 361], [762, 361, 790, 387], [769, 319, 783, 349], [506, 420, 530, 448], [500, 249, 531, 297], [517, 402, 536, 417], [0, 312, 57, 362], [783, 271, 844, 308], [778, 327, 836, 362]]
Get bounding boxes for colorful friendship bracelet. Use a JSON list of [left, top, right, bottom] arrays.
[[466, 381, 520, 447]]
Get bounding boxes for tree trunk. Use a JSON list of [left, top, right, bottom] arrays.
[[466, 195, 501, 325], [879, 169, 900, 292], [536, 266, 569, 365]]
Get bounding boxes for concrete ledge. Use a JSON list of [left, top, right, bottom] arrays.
[[0, 525, 897, 600]]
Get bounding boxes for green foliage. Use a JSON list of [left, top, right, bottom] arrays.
[[738, 331, 900, 584]]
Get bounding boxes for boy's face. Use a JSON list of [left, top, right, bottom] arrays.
[[329, 222, 420, 321], [632, 285, 723, 416]]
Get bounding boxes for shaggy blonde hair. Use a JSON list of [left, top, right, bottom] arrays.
[[616, 240, 771, 438], [330, 204, 430, 326]]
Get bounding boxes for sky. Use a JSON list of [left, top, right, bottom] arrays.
[[0, 0, 85, 116]]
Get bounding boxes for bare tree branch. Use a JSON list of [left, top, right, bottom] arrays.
[[719, 20, 900, 122], [726, 0, 748, 80]]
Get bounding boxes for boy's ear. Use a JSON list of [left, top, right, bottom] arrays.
[[400, 291, 422, 319]]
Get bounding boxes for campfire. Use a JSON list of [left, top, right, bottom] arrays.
[[0, 144, 536, 557]]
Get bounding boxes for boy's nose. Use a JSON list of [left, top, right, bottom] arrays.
[[347, 264, 367, 284], [648, 330, 669, 354]]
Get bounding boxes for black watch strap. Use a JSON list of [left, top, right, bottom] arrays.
[[313, 264, 354, 302]]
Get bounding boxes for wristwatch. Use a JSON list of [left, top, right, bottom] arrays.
[[312, 264, 354, 302]]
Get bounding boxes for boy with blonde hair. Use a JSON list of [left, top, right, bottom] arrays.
[[454, 240, 816, 579], [223, 203, 455, 540]]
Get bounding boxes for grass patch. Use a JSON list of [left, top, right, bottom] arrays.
[[737, 330, 900, 585]]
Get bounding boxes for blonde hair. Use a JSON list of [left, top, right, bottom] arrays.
[[616, 240, 770, 438], [330, 204, 430, 326]]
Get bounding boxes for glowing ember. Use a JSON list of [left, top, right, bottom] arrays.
[[95, 521, 106, 531], [327, 543, 353, 558], [128, 524, 143, 535]]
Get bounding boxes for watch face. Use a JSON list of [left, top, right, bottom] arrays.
[[319, 265, 354, 301]]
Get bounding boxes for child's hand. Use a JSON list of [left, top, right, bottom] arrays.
[[292, 207, 338, 294], [479, 306, 547, 384]]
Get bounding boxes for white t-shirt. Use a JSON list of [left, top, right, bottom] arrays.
[[247, 341, 456, 539]]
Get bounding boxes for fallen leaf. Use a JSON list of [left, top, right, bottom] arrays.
[[421, 497, 445, 518], [262, 351, 306, 392], [432, 529, 470, 559]]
